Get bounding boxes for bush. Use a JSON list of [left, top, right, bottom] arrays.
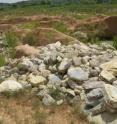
[[4, 32, 19, 48], [0, 54, 6, 67], [53, 21, 68, 33], [23, 32, 38, 46], [113, 36, 117, 49]]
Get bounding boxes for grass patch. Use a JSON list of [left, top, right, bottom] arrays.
[[113, 36, 117, 49], [4, 32, 19, 48], [52, 21, 68, 33], [17, 21, 39, 29], [0, 54, 6, 67], [22, 32, 38, 46]]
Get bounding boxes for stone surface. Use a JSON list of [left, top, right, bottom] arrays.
[[103, 84, 117, 112], [48, 74, 61, 86], [42, 94, 55, 106], [83, 81, 105, 90], [0, 80, 23, 92], [28, 74, 46, 86], [68, 67, 89, 83], [87, 88, 103, 100], [58, 58, 72, 73]]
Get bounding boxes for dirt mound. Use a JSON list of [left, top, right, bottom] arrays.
[[102, 16, 117, 38], [33, 28, 78, 45]]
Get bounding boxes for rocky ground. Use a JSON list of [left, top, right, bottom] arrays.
[[1, 36, 117, 124]]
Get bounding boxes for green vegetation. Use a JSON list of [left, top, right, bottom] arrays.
[[113, 36, 117, 49], [53, 21, 68, 33], [22, 32, 38, 46], [0, 54, 6, 67], [17, 22, 39, 29], [4, 32, 19, 48]]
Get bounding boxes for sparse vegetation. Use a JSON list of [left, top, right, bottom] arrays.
[[0, 54, 6, 67], [4, 32, 19, 48], [22, 32, 38, 46], [113, 36, 117, 49]]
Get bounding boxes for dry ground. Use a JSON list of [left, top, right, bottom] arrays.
[[0, 89, 89, 124]]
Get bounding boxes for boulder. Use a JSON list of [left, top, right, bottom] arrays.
[[83, 81, 105, 91], [0, 80, 23, 92], [15, 44, 39, 57], [100, 59, 117, 82], [87, 88, 103, 100], [68, 67, 89, 83], [103, 84, 117, 113], [58, 58, 72, 73]]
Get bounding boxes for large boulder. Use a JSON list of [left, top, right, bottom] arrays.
[[100, 59, 117, 82], [15, 44, 39, 57], [103, 84, 117, 113], [67, 67, 89, 83], [0, 80, 23, 92]]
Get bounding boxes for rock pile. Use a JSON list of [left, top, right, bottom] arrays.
[[1, 41, 117, 118]]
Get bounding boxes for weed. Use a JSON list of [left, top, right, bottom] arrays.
[[50, 88, 61, 100], [0, 54, 6, 67], [22, 32, 38, 46], [53, 21, 68, 33], [4, 32, 19, 48], [113, 36, 117, 49], [17, 21, 39, 29]]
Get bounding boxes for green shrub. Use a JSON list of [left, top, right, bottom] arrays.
[[17, 22, 39, 29], [23, 32, 38, 46], [113, 36, 117, 49], [0, 54, 6, 67], [4, 32, 19, 48], [53, 21, 68, 33]]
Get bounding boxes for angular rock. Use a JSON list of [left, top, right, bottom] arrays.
[[68, 67, 89, 83], [72, 57, 82, 66], [83, 81, 105, 91], [48, 74, 61, 87], [100, 70, 116, 83], [103, 84, 117, 112], [58, 58, 72, 73], [28, 74, 46, 86], [42, 94, 55, 106], [87, 88, 103, 100]]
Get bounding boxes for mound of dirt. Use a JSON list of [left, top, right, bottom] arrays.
[[102, 16, 117, 38], [33, 28, 78, 45]]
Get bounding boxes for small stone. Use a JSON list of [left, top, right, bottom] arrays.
[[57, 99, 63, 105], [48, 74, 61, 87], [66, 89, 75, 96], [58, 58, 72, 73], [42, 94, 55, 106], [72, 57, 82, 66], [28, 74, 46, 86]]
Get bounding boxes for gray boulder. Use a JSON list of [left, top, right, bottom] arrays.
[[68, 67, 89, 83]]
